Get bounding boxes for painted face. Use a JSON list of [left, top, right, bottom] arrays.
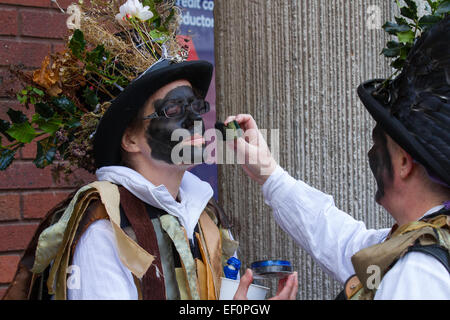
[[145, 86, 206, 164], [368, 125, 394, 203]]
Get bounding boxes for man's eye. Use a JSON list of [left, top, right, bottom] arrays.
[[165, 105, 182, 117]]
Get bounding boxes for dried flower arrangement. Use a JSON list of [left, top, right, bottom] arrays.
[[0, 0, 188, 180]]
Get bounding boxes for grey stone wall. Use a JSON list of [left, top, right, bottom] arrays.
[[214, 0, 398, 299]]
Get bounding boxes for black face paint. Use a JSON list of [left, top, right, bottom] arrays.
[[145, 86, 206, 164], [368, 125, 394, 202]]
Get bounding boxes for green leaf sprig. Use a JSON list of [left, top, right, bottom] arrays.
[[382, 0, 450, 73]]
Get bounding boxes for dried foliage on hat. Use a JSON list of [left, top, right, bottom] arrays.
[[0, 0, 188, 180]]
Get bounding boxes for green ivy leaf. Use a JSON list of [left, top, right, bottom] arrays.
[[7, 109, 28, 124], [31, 87, 44, 96], [66, 117, 81, 129], [382, 22, 411, 35], [399, 44, 412, 60], [6, 122, 36, 143], [426, 0, 439, 12], [32, 114, 62, 135], [382, 47, 400, 58], [394, 16, 410, 26], [35, 102, 55, 119], [397, 30, 415, 43], [69, 29, 86, 59], [0, 119, 11, 134], [419, 14, 443, 31], [52, 96, 76, 115], [0, 148, 16, 170], [391, 57, 405, 70], [401, 0, 419, 20], [436, 0, 450, 15], [34, 138, 57, 168], [82, 87, 99, 108], [86, 45, 107, 65], [0, 119, 14, 142], [149, 29, 168, 43], [17, 93, 27, 104]]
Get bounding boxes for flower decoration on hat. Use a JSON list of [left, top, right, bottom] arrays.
[[0, 0, 188, 179], [115, 0, 154, 22]]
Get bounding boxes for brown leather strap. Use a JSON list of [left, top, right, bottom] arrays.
[[118, 187, 166, 300]]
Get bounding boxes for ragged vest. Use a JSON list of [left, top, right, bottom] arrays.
[[342, 208, 450, 300], [3, 181, 238, 300]]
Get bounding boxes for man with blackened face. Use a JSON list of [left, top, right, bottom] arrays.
[[121, 79, 208, 181], [368, 124, 393, 204], [144, 81, 207, 166], [66, 60, 241, 300]]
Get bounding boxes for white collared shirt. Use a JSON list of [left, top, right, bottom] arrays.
[[262, 165, 450, 300], [68, 166, 217, 300]]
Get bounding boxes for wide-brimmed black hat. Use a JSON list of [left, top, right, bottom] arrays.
[[93, 59, 213, 169], [357, 16, 450, 187]]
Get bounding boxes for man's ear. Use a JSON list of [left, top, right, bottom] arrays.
[[387, 135, 414, 180], [121, 127, 141, 153], [398, 147, 415, 180]]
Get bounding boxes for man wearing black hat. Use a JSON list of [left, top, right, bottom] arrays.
[[225, 16, 450, 299], [63, 58, 234, 300]]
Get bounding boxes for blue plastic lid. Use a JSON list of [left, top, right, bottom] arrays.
[[250, 260, 291, 269]]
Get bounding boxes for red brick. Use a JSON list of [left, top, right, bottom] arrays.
[[20, 142, 36, 159], [0, 254, 20, 283], [52, 167, 95, 188], [23, 190, 71, 219], [0, 160, 95, 190], [0, 8, 19, 36], [0, 161, 53, 190], [0, 39, 51, 68], [0, 193, 21, 221], [0, 287, 6, 299], [0, 223, 38, 251], [0, 1, 50, 8], [51, 41, 66, 54], [0, 68, 24, 98], [0, 0, 77, 9], [20, 9, 69, 39]]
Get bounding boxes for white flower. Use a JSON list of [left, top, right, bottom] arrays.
[[115, 0, 154, 22], [66, 4, 81, 30]]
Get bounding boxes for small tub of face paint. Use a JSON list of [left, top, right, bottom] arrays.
[[250, 260, 294, 280]]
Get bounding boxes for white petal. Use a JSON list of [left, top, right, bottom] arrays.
[[138, 10, 154, 21]]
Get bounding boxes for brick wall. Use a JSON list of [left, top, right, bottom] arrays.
[[0, 0, 94, 299]]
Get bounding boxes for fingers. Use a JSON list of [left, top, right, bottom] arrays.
[[269, 272, 298, 300], [233, 269, 253, 300], [224, 115, 236, 125], [224, 114, 259, 131]]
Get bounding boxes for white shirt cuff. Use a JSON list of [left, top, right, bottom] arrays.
[[261, 165, 297, 206]]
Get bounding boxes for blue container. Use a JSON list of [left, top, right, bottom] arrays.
[[250, 260, 293, 279]]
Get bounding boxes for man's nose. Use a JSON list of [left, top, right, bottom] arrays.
[[183, 110, 203, 129]]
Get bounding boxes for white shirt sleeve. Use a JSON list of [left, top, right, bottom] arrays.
[[375, 251, 450, 300], [67, 220, 138, 300], [262, 166, 390, 284]]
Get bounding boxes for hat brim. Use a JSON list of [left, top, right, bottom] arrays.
[[357, 79, 450, 186], [94, 60, 213, 168]]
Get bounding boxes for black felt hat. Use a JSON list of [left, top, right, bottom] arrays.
[[357, 16, 450, 187], [93, 59, 213, 169]]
